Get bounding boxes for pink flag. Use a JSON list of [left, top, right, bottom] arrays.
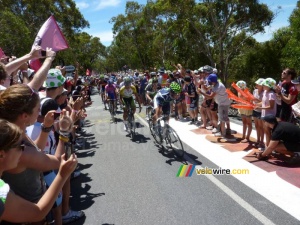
[[30, 15, 69, 72], [0, 48, 6, 58], [32, 15, 69, 51]]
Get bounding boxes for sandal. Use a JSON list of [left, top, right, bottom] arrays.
[[241, 139, 249, 143], [256, 152, 268, 161]]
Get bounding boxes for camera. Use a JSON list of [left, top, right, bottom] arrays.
[[41, 50, 46, 57]]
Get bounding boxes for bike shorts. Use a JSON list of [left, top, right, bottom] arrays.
[[154, 97, 170, 115], [123, 97, 135, 110], [107, 93, 116, 100]]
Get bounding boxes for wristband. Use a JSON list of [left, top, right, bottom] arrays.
[[59, 135, 69, 142], [41, 123, 53, 133], [59, 130, 70, 137]]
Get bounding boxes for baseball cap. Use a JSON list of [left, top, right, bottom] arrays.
[[291, 76, 300, 85], [40, 98, 61, 116], [261, 115, 278, 125], [43, 69, 66, 88], [207, 74, 218, 83]]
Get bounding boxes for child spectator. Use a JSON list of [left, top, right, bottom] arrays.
[[236, 81, 253, 143], [254, 78, 277, 147], [252, 78, 265, 148]]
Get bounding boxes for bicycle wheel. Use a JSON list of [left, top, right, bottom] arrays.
[[128, 114, 135, 139], [148, 120, 162, 144], [165, 126, 184, 157]]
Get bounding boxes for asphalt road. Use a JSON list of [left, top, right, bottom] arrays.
[[69, 89, 299, 225]]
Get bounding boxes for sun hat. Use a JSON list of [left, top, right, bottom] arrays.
[[255, 78, 265, 85], [236, 80, 247, 89], [43, 69, 66, 88], [262, 78, 276, 89]]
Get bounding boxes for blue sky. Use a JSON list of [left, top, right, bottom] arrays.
[[74, 0, 298, 46]]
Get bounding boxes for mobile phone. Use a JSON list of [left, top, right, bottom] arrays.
[[64, 143, 72, 160], [54, 112, 60, 120], [41, 50, 46, 57]]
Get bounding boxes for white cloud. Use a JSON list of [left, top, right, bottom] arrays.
[[94, 0, 121, 10], [90, 31, 114, 45], [76, 1, 89, 10]]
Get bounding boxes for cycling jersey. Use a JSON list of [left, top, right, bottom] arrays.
[[154, 88, 173, 106], [119, 85, 137, 98], [105, 84, 117, 100]]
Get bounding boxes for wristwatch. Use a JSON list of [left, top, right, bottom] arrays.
[[41, 123, 53, 132]]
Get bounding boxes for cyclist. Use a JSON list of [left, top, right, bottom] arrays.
[[98, 74, 108, 109], [105, 79, 117, 118], [119, 77, 141, 131], [152, 82, 182, 131], [145, 78, 159, 119]]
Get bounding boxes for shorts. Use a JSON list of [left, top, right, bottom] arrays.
[[107, 93, 116, 100], [123, 97, 135, 109], [206, 99, 218, 111], [279, 106, 292, 122], [154, 96, 170, 115], [218, 105, 230, 122], [283, 141, 300, 152], [252, 110, 262, 119], [175, 94, 184, 104], [189, 99, 198, 110], [44, 170, 62, 207]]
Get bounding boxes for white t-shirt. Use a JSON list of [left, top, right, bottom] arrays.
[[26, 122, 56, 155], [212, 82, 231, 105], [261, 90, 277, 117]]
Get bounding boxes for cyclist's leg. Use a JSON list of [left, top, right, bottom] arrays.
[[131, 97, 136, 115]]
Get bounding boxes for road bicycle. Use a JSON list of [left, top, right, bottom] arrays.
[[107, 99, 116, 122], [147, 106, 184, 157], [124, 101, 136, 139]]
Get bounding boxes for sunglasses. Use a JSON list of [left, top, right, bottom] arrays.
[[10, 141, 25, 152]]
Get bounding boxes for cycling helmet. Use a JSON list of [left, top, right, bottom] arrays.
[[236, 80, 247, 90], [170, 82, 181, 94], [107, 79, 113, 85], [150, 72, 156, 77], [124, 77, 132, 86], [213, 68, 218, 74], [203, 65, 213, 73], [104, 75, 109, 80], [99, 74, 104, 79]]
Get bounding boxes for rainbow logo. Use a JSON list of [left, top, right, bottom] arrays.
[[176, 165, 196, 177]]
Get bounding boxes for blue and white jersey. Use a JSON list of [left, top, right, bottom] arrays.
[[155, 88, 173, 106]]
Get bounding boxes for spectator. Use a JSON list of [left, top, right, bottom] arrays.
[[236, 81, 253, 143], [254, 78, 277, 147], [0, 119, 77, 223], [200, 74, 231, 137], [291, 76, 300, 91], [0, 84, 74, 224], [275, 68, 298, 122], [257, 115, 300, 165], [252, 78, 265, 149], [184, 76, 198, 124]]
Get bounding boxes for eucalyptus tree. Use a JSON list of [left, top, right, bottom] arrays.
[[186, 0, 274, 85]]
